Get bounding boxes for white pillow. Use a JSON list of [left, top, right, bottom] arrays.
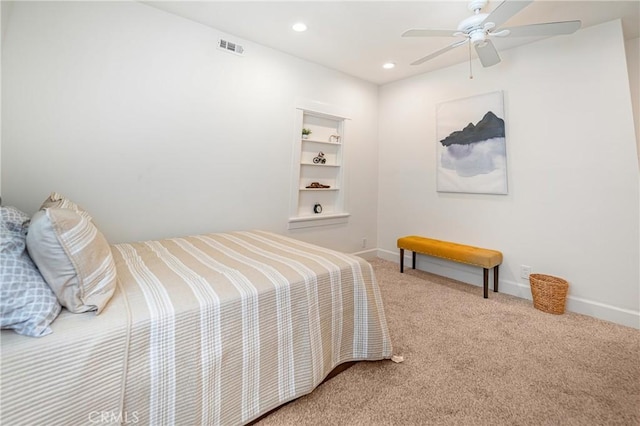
[[1, 206, 61, 337], [26, 208, 116, 314]]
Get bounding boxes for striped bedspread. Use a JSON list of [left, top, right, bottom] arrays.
[[1, 230, 392, 425]]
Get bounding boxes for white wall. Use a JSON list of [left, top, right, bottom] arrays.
[[377, 20, 639, 328], [0, 1, 13, 194], [625, 37, 639, 163], [1, 1, 379, 253]]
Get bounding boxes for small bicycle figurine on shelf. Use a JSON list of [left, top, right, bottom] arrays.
[[329, 134, 341, 143], [313, 151, 326, 164]]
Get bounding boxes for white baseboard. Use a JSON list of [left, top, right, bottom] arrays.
[[352, 248, 378, 260], [376, 248, 640, 329]]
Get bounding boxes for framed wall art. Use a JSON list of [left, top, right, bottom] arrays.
[[436, 91, 508, 194]]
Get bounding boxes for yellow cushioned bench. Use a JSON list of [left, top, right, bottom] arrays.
[[397, 236, 503, 298]]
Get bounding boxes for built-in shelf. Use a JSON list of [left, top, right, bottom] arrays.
[[300, 162, 340, 167], [301, 139, 341, 145], [289, 105, 350, 229], [288, 213, 351, 230]]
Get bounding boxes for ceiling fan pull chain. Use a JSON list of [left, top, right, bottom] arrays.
[[469, 41, 473, 79]]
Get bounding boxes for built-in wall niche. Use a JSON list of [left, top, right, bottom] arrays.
[[289, 106, 350, 229]]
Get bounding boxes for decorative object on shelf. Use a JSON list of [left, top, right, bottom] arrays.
[[313, 151, 326, 164], [306, 182, 331, 189], [436, 91, 507, 194], [329, 134, 341, 143], [302, 128, 312, 139], [313, 203, 323, 214]]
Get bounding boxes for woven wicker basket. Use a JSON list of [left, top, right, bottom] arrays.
[[529, 274, 569, 315]]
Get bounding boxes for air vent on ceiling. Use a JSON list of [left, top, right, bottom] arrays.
[[218, 39, 244, 56]]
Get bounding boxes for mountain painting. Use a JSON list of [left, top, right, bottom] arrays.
[[436, 91, 508, 194]]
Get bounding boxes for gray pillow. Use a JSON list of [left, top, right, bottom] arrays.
[[0, 206, 61, 337], [26, 208, 117, 314]]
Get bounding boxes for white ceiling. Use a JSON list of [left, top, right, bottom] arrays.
[[143, 1, 640, 85]]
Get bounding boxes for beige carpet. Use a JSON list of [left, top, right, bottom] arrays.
[[257, 258, 640, 425]]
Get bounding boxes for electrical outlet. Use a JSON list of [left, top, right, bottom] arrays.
[[520, 265, 532, 279], [362, 238, 367, 248]]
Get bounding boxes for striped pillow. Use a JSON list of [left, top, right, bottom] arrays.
[[26, 208, 116, 314], [40, 192, 94, 223]]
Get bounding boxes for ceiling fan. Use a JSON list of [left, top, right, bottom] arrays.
[[403, 0, 581, 67]]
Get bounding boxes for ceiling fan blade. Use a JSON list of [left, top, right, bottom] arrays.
[[501, 20, 581, 37], [475, 39, 501, 67], [484, 0, 533, 29], [402, 29, 458, 38], [411, 39, 468, 65]]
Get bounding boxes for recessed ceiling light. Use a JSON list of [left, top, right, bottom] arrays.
[[382, 62, 396, 69], [292, 22, 307, 32]]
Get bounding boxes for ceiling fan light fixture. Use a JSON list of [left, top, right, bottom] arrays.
[[382, 62, 396, 69], [469, 29, 487, 46]]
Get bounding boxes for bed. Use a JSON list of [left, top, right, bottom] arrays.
[[1, 229, 393, 425]]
